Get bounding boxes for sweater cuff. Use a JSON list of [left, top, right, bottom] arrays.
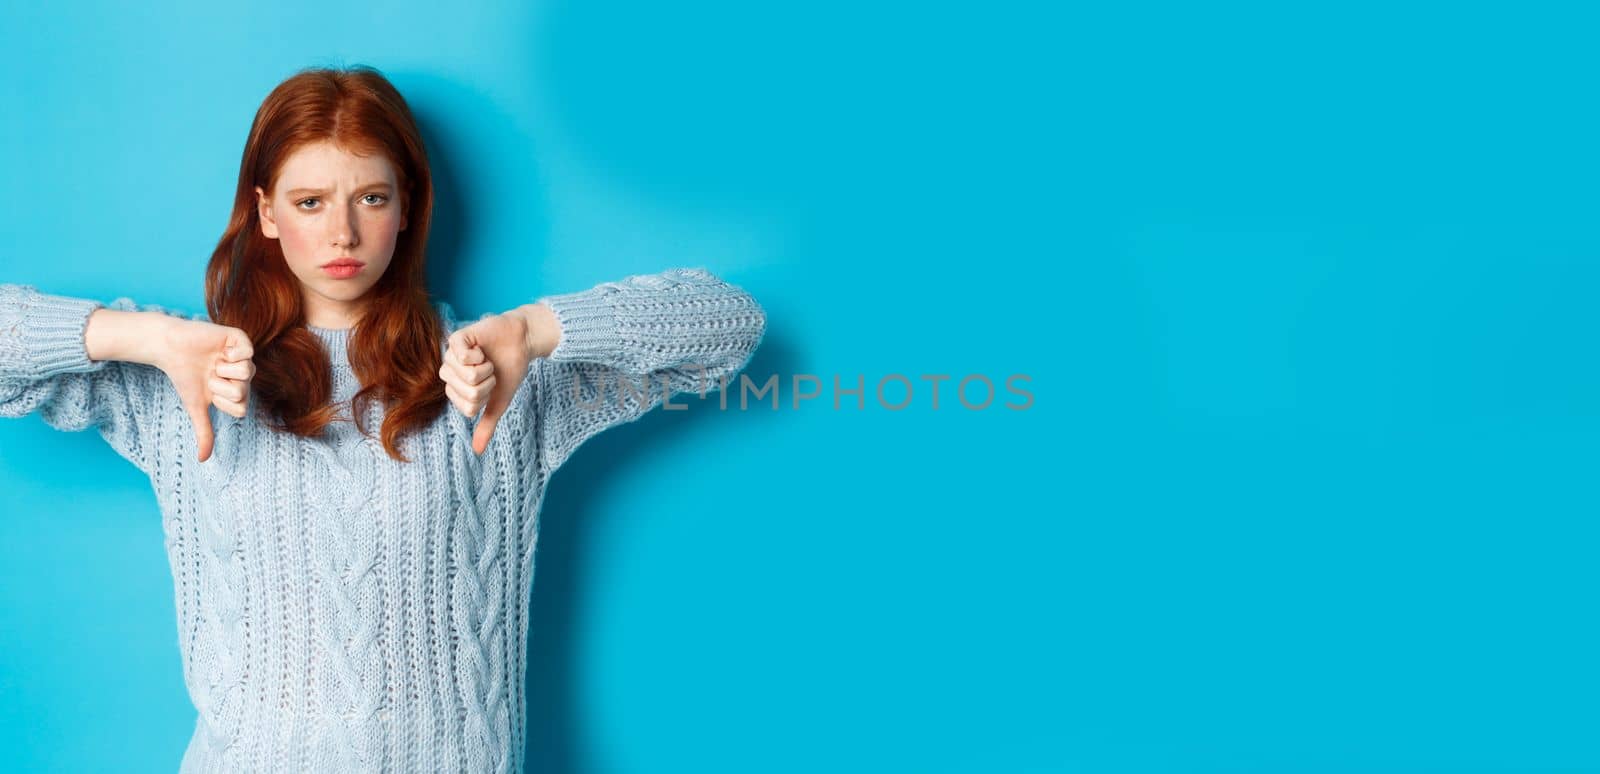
[[536, 285, 623, 365], [21, 290, 104, 377]]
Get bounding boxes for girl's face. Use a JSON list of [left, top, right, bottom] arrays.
[[255, 140, 407, 329]]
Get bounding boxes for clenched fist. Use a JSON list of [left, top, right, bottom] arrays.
[[440, 304, 559, 455], [155, 319, 256, 462]]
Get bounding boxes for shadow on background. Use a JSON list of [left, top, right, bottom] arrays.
[[417, 105, 472, 308], [402, 67, 551, 311], [523, 326, 795, 774]]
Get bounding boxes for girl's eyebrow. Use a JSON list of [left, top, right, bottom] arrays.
[[284, 182, 396, 197]]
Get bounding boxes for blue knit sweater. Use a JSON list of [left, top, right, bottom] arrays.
[[0, 268, 766, 773]]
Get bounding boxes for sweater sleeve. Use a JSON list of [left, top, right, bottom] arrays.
[[0, 283, 183, 475], [529, 267, 766, 475]]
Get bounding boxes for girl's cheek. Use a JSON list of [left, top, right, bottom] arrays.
[[278, 224, 320, 269]]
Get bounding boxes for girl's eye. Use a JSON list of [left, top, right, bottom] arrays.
[[295, 194, 386, 210]]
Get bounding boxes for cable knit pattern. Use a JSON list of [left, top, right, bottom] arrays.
[[0, 267, 766, 773]]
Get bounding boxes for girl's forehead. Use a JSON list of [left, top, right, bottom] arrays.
[[277, 141, 397, 187]]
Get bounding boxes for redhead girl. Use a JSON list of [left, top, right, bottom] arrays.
[[0, 64, 766, 773]]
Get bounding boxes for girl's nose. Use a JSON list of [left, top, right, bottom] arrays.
[[330, 203, 359, 248]]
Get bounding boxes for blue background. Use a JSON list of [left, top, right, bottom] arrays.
[[2, 1, 1596, 772]]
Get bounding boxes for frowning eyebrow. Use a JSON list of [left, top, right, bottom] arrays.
[[284, 183, 396, 197]]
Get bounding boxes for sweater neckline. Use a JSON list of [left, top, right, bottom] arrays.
[[306, 324, 353, 366]]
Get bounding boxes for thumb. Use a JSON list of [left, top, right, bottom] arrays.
[[188, 400, 215, 462], [471, 412, 498, 455], [472, 389, 512, 455]]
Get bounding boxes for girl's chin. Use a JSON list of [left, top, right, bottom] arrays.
[[304, 283, 373, 302]]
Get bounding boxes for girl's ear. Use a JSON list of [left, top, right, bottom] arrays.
[[255, 186, 279, 239]]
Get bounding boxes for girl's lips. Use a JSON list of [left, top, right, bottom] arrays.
[[322, 262, 364, 279]]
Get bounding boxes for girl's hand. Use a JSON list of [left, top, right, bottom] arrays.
[[154, 319, 256, 462], [441, 312, 536, 455]]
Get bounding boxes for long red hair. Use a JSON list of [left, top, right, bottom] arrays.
[[204, 64, 448, 463]]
